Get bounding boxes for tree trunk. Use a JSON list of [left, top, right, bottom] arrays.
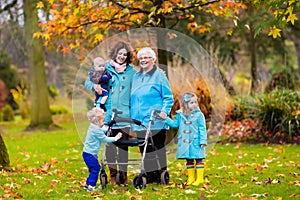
[[249, 29, 259, 94], [218, 67, 236, 96], [0, 132, 10, 170], [23, 0, 53, 129], [154, 0, 168, 75]]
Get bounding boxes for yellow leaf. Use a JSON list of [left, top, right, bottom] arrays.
[[33, 32, 42, 38], [285, 6, 294, 15], [125, 191, 131, 196], [268, 26, 281, 38], [43, 33, 50, 40], [36, 1, 44, 9], [288, 0, 295, 5], [95, 34, 103, 42], [286, 13, 298, 25]]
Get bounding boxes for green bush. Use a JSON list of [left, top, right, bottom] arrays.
[[229, 95, 257, 120], [1, 104, 14, 121], [50, 105, 69, 115], [265, 68, 295, 91], [228, 90, 300, 143], [255, 89, 300, 142]]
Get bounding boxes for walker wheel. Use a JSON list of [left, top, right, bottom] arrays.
[[100, 172, 107, 189], [116, 171, 126, 185], [160, 170, 170, 185], [133, 175, 147, 189]]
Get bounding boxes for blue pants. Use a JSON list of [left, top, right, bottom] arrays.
[[82, 152, 100, 186]]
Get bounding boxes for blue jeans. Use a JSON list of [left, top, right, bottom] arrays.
[[82, 152, 100, 186]]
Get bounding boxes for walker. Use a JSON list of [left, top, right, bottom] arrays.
[[99, 109, 170, 189]]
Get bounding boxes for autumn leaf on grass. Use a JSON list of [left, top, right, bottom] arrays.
[[251, 176, 258, 182], [263, 177, 280, 184], [64, 158, 69, 163], [85, 192, 104, 198], [109, 189, 118, 195], [165, 182, 177, 189], [40, 161, 51, 173], [289, 171, 300, 178], [199, 182, 211, 191], [234, 142, 242, 148], [255, 164, 265, 172], [276, 174, 285, 178], [66, 189, 79, 193], [226, 178, 239, 184], [134, 188, 143, 194], [185, 189, 196, 194], [205, 189, 218, 196], [50, 158, 58, 165], [22, 177, 31, 184], [231, 192, 244, 198], [292, 180, 300, 186], [250, 193, 269, 197], [50, 180, 59, 188], [264, 178, 272, 184]]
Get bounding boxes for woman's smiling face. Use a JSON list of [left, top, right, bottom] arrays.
[[138, 53, 154, 72], [115, 48, 128, 64]]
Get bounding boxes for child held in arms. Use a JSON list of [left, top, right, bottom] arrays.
[[88, 57, 112, 111]]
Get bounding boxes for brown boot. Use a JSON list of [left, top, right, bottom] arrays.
[[110, 176, 117, 185], [109, 167, 117, 185], [124, 172, 129, 186]]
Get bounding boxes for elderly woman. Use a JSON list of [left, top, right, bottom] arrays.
[[130, 47, 174, 184], [85, 41, 136, 186]]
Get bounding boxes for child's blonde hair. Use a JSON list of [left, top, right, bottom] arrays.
[[87, 107, 104, 125], [181, 92, 198, 114]]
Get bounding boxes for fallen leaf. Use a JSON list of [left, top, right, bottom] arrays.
[[40, 162, 51, 173], [185, 189, 196, 194]]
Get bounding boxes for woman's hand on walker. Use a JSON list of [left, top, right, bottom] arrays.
[[115, 132, 122, 140], [159, 111, 167, 120]]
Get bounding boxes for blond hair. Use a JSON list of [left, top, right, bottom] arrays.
[[181, 92, 198, 114], [87, 107, 104, 125]]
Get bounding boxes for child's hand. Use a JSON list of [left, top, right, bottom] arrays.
[[115, 132, 122, 140], [200, 144, 206, 148]]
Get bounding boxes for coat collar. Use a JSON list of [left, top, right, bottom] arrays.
[[138, 65, 157, 76]]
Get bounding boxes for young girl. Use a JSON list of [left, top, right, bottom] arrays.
[[82, 107, 122, 192], [162, 92, 207, 186]]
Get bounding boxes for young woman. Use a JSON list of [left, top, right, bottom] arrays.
[[85, 41, 136, 185]]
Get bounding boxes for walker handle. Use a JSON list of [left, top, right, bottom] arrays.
[[107, 117, 144, 127], [112, 108, 123, 115], [114, 117, 143, 126]]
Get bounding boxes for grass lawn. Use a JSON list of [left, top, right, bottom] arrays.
[[1, 114, 299, 199]]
